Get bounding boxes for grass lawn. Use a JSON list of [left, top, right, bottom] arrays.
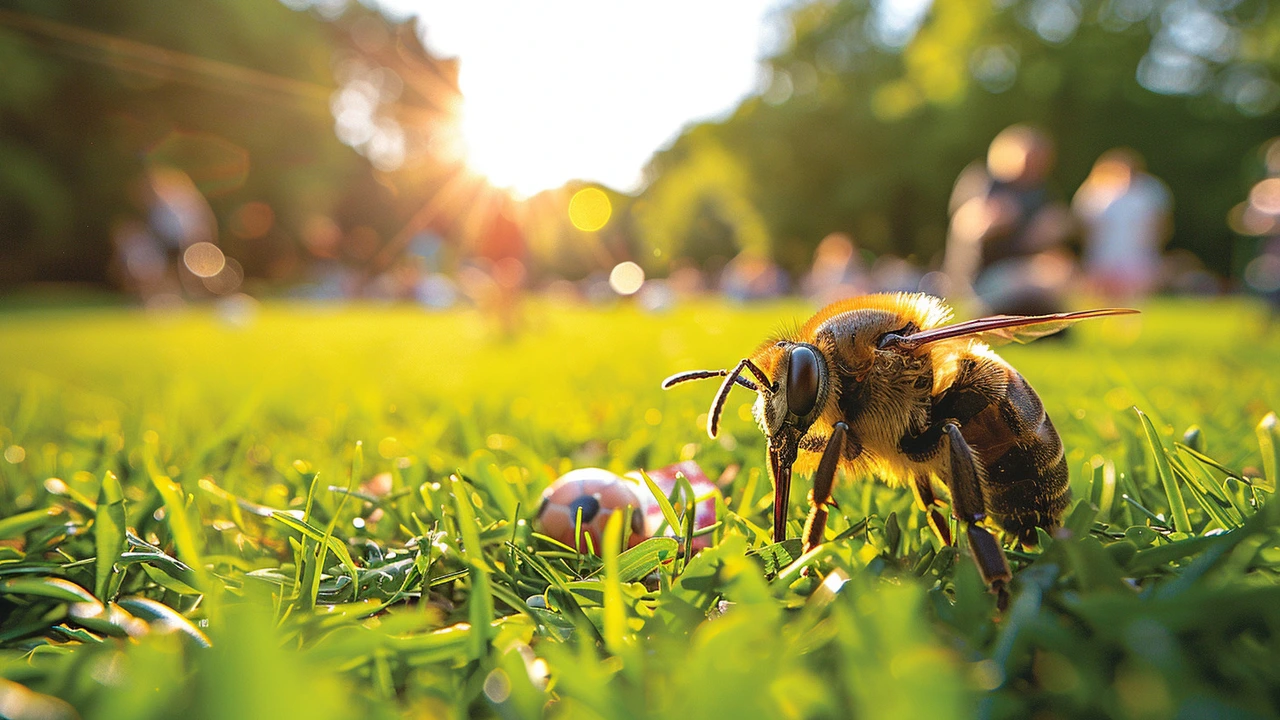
[[1, 297, 1279, 719]]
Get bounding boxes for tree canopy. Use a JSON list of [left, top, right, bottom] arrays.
[[0, 0, 458, 287], [640, 0, 1280, 275]]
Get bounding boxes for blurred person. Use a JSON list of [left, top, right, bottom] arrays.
[[666, 259, 708, 298], [406, 229, 446, 272], [803, 232, 869, 303], [720, 249, 787, 301], [109, 218, 171, 301], [111, 166, 221, 305], [146, 165, 217, 254], [1237, 156, 1280, 316], [298, 217, 360, 300], [147, 167, 223, 299], [1073, 148, 1173, 302], [944, 125, 1075, 315], [636, 278, 677, 312], [1246, 237, 1280, 316], [471, 196, 528, 335], [870, 255, 924, 294], [415, 273, 460, 309], [367, 257, 424, 301], [1161, 249, 1222, 296]]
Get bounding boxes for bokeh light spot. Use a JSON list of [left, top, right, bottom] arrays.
[[202, 257, 243, 295], [568, 188, 612, 231], [1249, 178, 1280, 215], [609, 261, 645, 295], [231, 202, 275, 239], [482, 669, 511, 703], [184, 242, 226, 278], [3, 445, 25, 464]]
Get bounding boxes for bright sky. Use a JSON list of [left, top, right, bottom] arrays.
[[378, 0, 789, 197]]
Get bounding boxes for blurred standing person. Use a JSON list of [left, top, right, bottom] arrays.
[[110, 219, 170, 302], [803, 232, 869, 304], [111, 165, 220, 305], [466, 195, 527, 336], [944, 125, 1075, 315], [1073, 149, 1173, 303]]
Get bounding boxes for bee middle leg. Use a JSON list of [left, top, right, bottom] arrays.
[[942, 422, 1012, 610]]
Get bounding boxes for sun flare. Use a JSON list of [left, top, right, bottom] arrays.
[[459, 109, 576, 198]]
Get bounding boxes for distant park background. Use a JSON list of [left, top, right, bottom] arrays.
[[2, 0, 1280, 309]]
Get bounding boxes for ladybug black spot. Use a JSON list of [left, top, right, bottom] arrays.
[[568, 495, 601, 524]]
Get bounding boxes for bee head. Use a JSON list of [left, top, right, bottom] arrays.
[[757, 342, 828, 441], [660, 341, 829, 442], [662, 343, 831, 544]]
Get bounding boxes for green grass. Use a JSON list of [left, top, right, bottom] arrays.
[[1, 298, 1279, 720]]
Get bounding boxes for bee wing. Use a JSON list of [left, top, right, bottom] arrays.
[[896, 308, 1138, 349]]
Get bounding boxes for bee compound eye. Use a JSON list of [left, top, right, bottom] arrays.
[[786, 345, 819, 418]]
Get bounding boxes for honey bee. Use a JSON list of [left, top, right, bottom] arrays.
[[663, 293, 1134, 605]]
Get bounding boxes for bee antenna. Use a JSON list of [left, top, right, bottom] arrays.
[[662, 369, 761, 392], [707, 358, 770, 438]]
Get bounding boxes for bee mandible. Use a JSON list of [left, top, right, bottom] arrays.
[[663, 293, 1135, 606]]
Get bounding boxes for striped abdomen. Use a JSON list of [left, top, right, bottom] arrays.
[[958, 364, 1070, 545]]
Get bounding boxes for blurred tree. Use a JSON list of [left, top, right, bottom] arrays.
[[0, 0, 459, 289], [635, 132, 772, 271], [643, 0, 1280, 276]]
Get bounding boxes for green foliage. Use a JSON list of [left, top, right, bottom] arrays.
[[0, 299, 1278, 719], [0, 0, 445, 287], [633, 134, 772, 266], [643, 0, 1280, 273]]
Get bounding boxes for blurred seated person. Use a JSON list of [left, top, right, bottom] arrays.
[[1072, 148, 1172, 303], [944, 125, 1075, 315], [721, 249, 787, 301], [802, 232, 869, 303], [1246, 237, 1280, 318], [870, 255, 924, 294]]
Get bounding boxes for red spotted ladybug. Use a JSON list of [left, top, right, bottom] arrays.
[[535, 462, 719, 554], [534, 468, 646, 553]]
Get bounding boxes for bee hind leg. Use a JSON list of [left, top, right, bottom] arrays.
[[911, 476, 953, 547], [802, 422, 849, 554], [942, 423, 1011, 611]]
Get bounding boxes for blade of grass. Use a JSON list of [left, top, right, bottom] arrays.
[[450, 474, 493, 660], [639, 469, 681, 539], [0, 507, 65, 540], [1258, 412, 1278, 490], [1136, 408, 1191, 533], [601, 511, 627, 657], [116, 596, 212, 647], [1167, 455, 1239, 531], [270, 513, 360, 593], [1087, 456, 1116, 521], [149, 472, 212, 598], [0, 576, 96, 603], [674, 472, 697, 565], [94, 471, 126, 601], [1174, 443, 1248, 482]]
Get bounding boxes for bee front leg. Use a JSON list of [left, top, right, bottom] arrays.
[[942, 423, 1012, 610], [802, 422, 851, 553]]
